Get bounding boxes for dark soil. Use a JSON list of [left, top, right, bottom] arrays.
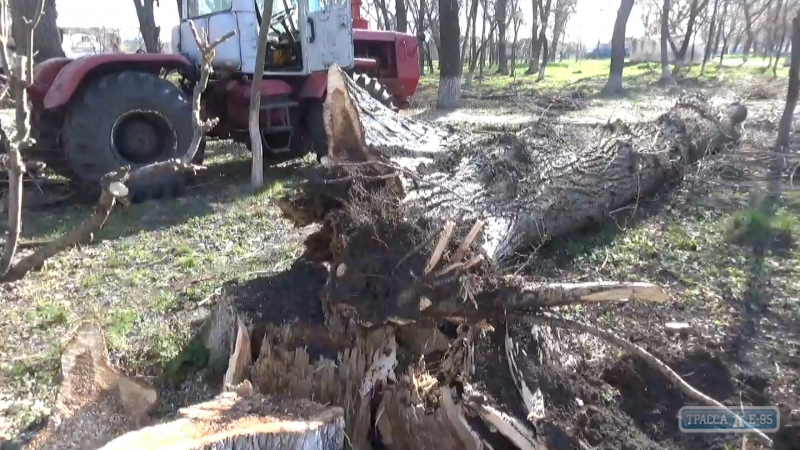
[[470, 306, 799, 450]]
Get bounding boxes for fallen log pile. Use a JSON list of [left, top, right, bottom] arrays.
[[33, 66, 771, 449]]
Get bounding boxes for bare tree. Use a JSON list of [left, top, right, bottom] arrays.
[[9, 0, 63, 62], [509, 0, 524, 76], [603, 0, 636, 95], [740, 0, 774, 63], [437, 0, 460, 108], [671, 0, 708, 75], [549, 0, 576, 59], [700, 0, 720, 74]]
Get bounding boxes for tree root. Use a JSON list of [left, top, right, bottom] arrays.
[[522, 313, 774, 447]]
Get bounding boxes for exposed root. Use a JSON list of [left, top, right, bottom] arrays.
[[522, 313, 774, 447]]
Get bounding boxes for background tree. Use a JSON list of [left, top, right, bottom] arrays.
[[659, 0, 673, 84], [132, 0, 160, 53], [436, 0, 459, 108], [604, 0, 636, 95], [495, 0, 508, 74], [10, 0, 63, 62]]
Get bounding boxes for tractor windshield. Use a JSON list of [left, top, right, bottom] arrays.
[[256, 0, 299, 29]]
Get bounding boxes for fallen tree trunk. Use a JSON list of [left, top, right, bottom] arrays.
[[283, 66, 748, 267]]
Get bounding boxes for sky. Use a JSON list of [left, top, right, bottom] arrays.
[[56, 0, 647, 44]]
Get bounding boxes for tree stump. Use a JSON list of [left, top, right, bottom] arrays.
[[98, 390, 345, 450]]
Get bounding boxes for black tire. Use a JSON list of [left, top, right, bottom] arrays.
[[62, 70, 204, 202], [306, 74, 396, 161]]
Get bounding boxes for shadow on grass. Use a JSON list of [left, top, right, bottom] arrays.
[[22, 159, 302, 245]]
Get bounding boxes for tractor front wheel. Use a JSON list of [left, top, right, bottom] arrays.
[[61, 70, 202, 202]]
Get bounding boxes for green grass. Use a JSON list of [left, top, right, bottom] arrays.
[[0, 148, 308, 436], [417, 56, 790, 95]]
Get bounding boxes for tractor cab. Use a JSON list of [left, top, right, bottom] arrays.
[[172, 0, 355, 76]]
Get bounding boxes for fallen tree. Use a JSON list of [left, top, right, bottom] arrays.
[[36, 65, 764, 449]]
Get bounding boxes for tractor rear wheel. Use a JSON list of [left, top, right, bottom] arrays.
[[61, 70, 202, 202], [353, 73, 396, 111], [306, 74, 396, 161]]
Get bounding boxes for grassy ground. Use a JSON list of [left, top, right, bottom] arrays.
[[1, 57, 798, 446]]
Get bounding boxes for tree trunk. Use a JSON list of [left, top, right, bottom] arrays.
[[437, 0, 460, 109], [701, 0, 720, 74], [290, 67, 747, 266], [10, 0, 65, 63], [659, 0, 673, 83], [773, 5, 790, 77], [426, 42, 434, 72], [671, 0, 707, 76], [776, 12, 800, 151], [418, 0, 426, 75], [396, 0, 408, 32], [464, 0, 481, 85], [496, 0, 508, 74], [603, 0, 635, 95], [132, 0, 161, 53], [459, 0, 474, 74], [527, 0, 541, 73], [537, 35, 549, 80]]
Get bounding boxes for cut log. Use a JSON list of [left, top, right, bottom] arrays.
[[98, 392, 345, 450]]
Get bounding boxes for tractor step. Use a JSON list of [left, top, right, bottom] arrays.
[[259, 100, 298, 110], [259, 100, 297, 154]]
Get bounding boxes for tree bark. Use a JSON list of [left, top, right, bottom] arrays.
[[495, 0, 508, 74], [10, 0, 64, 63], [132, 0, 161, 53], [603, 0, 635, 95], [437, 0, 460, 109]]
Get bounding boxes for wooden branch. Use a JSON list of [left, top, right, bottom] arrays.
[[185, 22, 235, 164], [249, 0, 275, 188], [523, 314, 774, 447], [98, 393, 345, 450], [503, 280, 671, 309], [0, 173, 128, 283]]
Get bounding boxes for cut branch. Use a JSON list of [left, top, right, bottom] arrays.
[[0, 0, 44, 279]]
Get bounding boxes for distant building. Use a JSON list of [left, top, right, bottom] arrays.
[[629, 36, 705, 64], [60, 27, 122, 57]]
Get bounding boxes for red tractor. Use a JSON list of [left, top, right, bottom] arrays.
[[26, 0, 420, 200]]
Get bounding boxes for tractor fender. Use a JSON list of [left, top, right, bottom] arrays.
[[43, 53, 193, 110], [298, 71, 328, 99]]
